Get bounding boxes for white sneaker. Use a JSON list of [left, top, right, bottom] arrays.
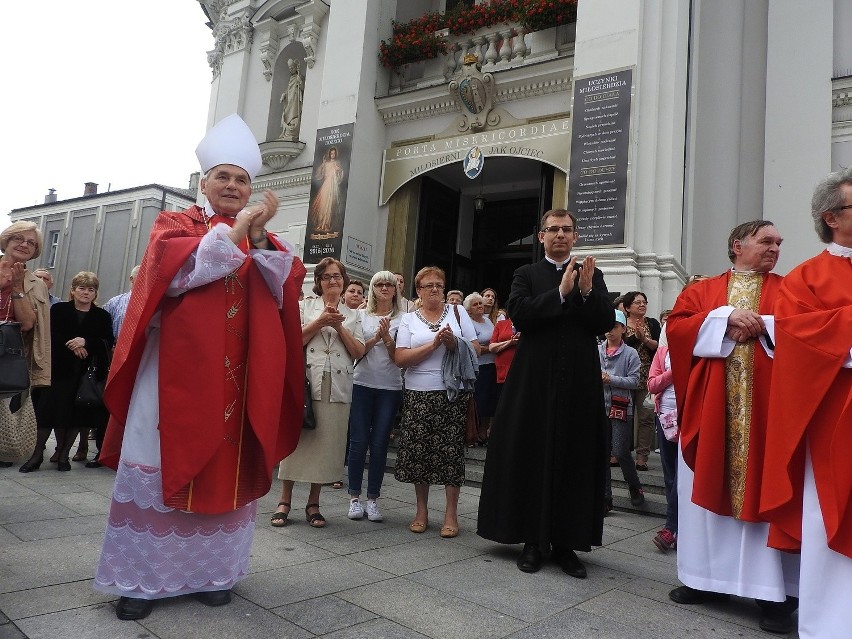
[[366, 499, 383, 522], [348, 498, 364, 520]]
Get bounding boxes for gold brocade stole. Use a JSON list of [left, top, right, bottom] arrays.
[[724, 271, 763, 519]]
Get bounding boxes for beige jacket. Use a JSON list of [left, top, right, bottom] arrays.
[[21, 271, 51, 387], [301, 297, 364, 403]]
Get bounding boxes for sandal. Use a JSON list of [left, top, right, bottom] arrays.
[[331, 480, 344, 489], [305, 503, 326, 528], [271, 502, 291, 527]]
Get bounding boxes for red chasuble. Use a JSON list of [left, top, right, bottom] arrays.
[[667, 271, 782, 521], [99, 205, 306, 514], [760, 251, 852, 557]]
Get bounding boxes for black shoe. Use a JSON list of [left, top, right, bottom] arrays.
[[57, 459, 71, 472], [19, 456, 43, 473], [757, 597, 797, 634], [115, 597, 154, 621], [554, 548, 587, 579], [85, 459, 102, 468], [758, 612, 794, 634], [0, 461, 13, 468], [669, 585, 730, 605], [195, 589, 232, 607], [629, 486, 646, 507], [516, 543, 542, 573]]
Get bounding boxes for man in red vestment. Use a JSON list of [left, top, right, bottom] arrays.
[[760, 168, 852, 638], [666, 220, 798, 634], [94, 114, 305, 621]]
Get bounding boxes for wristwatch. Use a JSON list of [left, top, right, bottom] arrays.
[[11, 292, 25, 299]]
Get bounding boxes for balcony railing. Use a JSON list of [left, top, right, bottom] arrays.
[[387, 22, 576, 94]]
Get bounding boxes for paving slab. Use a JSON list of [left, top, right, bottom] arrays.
[[338, 576, 527, 639], [272, 594, 377, 635]]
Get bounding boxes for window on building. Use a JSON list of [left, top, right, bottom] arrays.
[[46, 230, 60, 268], [445, 0, 474, 13]]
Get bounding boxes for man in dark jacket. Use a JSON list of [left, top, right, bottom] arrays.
[[477, 209, 614, 578]]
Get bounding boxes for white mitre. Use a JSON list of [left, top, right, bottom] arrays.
[[195, 113, 262, 181]]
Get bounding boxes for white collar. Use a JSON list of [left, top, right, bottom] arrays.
[[544, 255, 571, 270], [827, 242, 852, 258]]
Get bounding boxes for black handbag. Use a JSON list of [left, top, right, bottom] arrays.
[[75, 360, 105, 408], [0, 322, 30, 399], [303, 375, 315, 430]]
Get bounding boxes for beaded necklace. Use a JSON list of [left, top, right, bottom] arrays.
[[415, 305, 448, 332]]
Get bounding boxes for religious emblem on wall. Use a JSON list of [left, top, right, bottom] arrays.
[[303, 123, 354, 262], [449, 55, 496, 132], [463, 146, 484, 179]]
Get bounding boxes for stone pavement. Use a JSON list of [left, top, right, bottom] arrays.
[[0, 461, 797, 639]]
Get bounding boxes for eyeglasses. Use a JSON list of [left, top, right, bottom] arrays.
[[320, 273, 343, 281], [10, 235, 38, 248], [541, 225, 575, 234], [75, 286, 97, 292], [418, 283, 445, 291], [374, 282, 395, 289], [632, 300, 647, 306], [832, 204, 852, 212]]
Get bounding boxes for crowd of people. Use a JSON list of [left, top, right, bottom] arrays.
[[2, 113, 849, 639], [0, 221, 137, 472]]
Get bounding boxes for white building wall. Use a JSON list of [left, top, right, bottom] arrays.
[[763, 0, 833, 273]]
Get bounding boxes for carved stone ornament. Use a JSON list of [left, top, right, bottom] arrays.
[[207, 9, 254, 77], [259, 139, 306, 172], [448, 54, 497, 132]]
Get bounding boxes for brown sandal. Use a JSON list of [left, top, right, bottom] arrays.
[[305, 503, 326, 528], [271, 502, 291, 527]]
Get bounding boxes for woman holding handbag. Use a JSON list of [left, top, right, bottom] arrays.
[[20, 271, 113, 472], [0, 222, 50, 467], [272, 257, 364, 527]]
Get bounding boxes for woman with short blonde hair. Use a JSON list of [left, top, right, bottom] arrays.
[[345, 270, 404, 522]]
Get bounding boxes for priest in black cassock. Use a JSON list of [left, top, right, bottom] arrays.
[[477, 209, 614, 578]]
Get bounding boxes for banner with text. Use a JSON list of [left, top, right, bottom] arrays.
[[380, 117, 571, 205], [303, 123, 354, 263], [568, 69, 632, 247]]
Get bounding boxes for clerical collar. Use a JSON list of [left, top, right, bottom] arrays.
[[730, 267, 761, 275], [544, 256, 571, 271], [203, 203, 217, 220], [827, 242, 852, 258]]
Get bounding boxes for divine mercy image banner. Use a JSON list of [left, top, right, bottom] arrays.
[[303, 123, 354, 262]]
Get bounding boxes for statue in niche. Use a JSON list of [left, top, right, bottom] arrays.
[[279, 59, 304, 141]]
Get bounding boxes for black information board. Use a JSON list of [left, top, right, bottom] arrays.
[[567, 69, 632, 247]]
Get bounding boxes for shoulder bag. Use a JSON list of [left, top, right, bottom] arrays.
[[0, 322, 30, 399], [0, 391, 37, 461]]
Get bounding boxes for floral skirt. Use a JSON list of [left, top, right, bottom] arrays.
[[393, 389, 469, 487]]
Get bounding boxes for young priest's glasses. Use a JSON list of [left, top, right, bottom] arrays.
[[541, 225, 575, 234]]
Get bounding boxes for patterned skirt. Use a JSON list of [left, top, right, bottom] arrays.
[[393, 389, 469, 487]]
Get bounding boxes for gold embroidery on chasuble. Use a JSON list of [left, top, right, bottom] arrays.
[[724, 272, 763, 519]]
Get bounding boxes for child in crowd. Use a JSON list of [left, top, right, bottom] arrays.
[[647, 332, 678, 552], [600, 309, 644, 512]]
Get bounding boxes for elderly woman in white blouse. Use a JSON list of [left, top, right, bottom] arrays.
[[273, 257, 364, 528], [394, 266, 479, 539]]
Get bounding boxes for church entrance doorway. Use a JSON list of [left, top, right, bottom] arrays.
[[411, 156, 557, 308]]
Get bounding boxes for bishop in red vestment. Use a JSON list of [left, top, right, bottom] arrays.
[[94, 114, 305, 621]]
